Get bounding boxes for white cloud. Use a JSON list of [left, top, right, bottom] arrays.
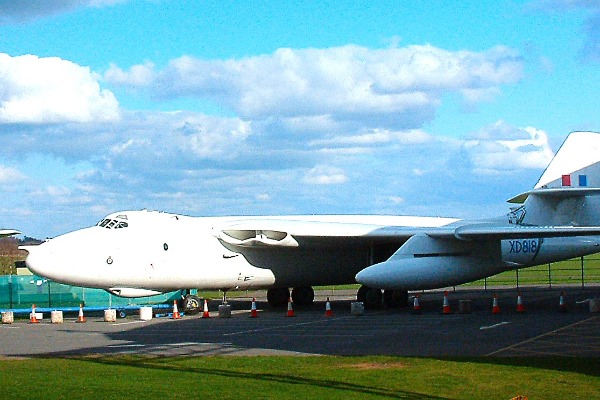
[[0, 54, 120, 124], [106, 44, 523, 129], [105, 62, 155, 87], [462, 121, 554, 175], [0, 165, 24, 183], [302, 165, 348, 185]]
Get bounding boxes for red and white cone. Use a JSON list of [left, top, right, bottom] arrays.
[[77, 304, 86, 323], [492, 294, 501, 314], [325, 297, 333, 317], [286, 297, 295, 317], [171, 300, 181, 319], [201, 299, 211, 318], [413, 294, 421, 314], [516, 293, 525, 313], [250, 298, 259, 318], [30, 304, 39, 324], [559, 292, 567, 313], [442, 291, 452, 314]]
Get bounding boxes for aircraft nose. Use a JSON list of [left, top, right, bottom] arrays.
[[19, 243, 48, 277], [21, 242, 60, 281]]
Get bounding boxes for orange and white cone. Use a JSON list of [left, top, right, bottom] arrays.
[[325, 297, 333, 317], [172, 300, 181, 319], [201, 299, 211, 318], [516, 293, 525, 313], [30, 304, 39, 324], [286, 297, 295, 317], [77, 304, 86, 323], [412, 294, 421, 314], [492, 294, 501, 314], [442, 291, 452, 314], [559, 292, 567, 313], [250, 298, 259, 318]]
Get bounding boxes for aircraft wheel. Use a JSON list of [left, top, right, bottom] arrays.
[[383, 289, 409, 308], [357, 285, 382, 308], [267, 287, 290, 307], [291, 286, 314, 306], [182, 294, 201, 315], [356, 285, 369, 303]]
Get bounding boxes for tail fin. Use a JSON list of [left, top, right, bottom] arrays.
[[508, 131, 600, 226]]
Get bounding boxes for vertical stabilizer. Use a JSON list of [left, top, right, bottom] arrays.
[[508, 131, 600, 226], [535, 131, 600, 190]]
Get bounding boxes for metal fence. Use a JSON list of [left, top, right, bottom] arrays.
[[0, 275, 178, 310], [471, 255, 600, 290]]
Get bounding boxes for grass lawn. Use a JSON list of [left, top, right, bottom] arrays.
[[1, 355, 598, 399]]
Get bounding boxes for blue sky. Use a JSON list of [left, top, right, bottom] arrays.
[[0, 0, 599, 238]]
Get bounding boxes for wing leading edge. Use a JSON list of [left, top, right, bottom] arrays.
[[214, 217, 600, 249]]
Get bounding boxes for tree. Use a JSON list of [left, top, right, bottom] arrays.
[[0, 237, 21, 275]]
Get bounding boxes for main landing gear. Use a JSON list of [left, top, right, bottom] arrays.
[[180, 290, 201, 315], [267, 286, 315, 307], [357, 285, 408, 308]]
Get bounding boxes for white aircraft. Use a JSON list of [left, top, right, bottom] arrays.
[[22, 131, 600, 312], [0, 229, 20, 238]]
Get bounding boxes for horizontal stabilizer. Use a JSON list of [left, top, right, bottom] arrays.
[[508, 187, 600, 204]]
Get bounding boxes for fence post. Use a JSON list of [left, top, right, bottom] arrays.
[[48, 280, 52, 308], [516, 269, 520, 290], [548, 263, 552, 290], [8, 275, 13, 309], [581, 256, 585, 289]]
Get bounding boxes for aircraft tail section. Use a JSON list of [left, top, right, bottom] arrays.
[[509, 131, 600, 226]]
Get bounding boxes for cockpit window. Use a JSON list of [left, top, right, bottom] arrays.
[[97, 218, 129, 229]]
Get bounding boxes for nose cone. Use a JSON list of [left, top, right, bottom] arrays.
[[22, 241, 63, 281], [22, 227, 104, 285]]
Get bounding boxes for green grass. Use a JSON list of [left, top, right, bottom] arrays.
[[0, 356, 598, 399]]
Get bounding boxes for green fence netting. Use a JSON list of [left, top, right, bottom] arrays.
[[0, 275, 178, 309]]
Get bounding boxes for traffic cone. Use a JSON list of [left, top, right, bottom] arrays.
[[171, 300, 181, 319], [201, 299, 211, 318], [516, 293, 525, 313], [325, 297, 333, 317], [559, 292, 567, 313], [77, 304, 86, 323], [442, 291, 452, 314], [250, 298, 259, 318], [286, 297, 295, 317], [30, 304, 39, 324], [412, 294, 421, 314], [492, 294, 501, 314]]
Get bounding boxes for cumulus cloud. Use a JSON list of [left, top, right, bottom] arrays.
[[0, 165, 24, 183], [0, 0, 127, 24], [105, 44, 524, 130], [302, 165, 348, 185], [461, 121, 554, 175], [0, 54, 120, 124]]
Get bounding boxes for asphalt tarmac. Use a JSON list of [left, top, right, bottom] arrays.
[[1, 287, 599, 358]]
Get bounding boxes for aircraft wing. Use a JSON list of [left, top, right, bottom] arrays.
[[0, 229, 20, 238], [213, 217, 444, 248], [213, 218, 600, 249]]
